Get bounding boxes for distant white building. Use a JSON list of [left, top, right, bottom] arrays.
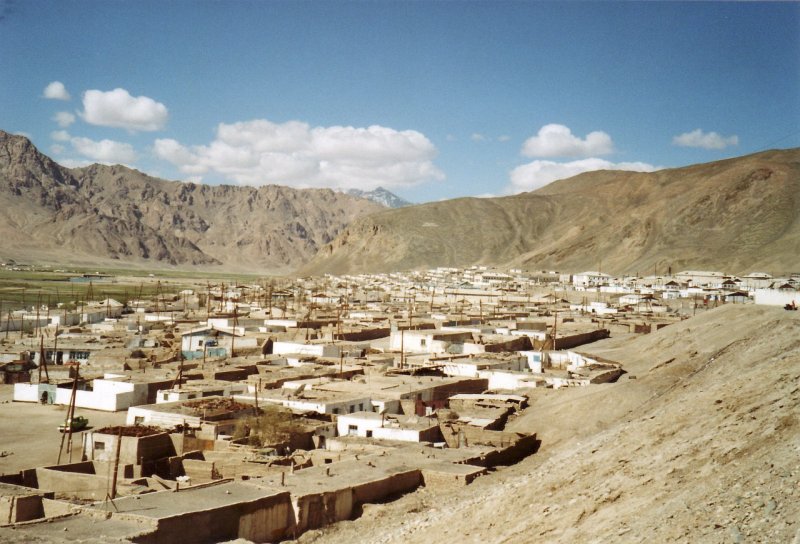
[[572, 271, 612, 287], [753, 288, 799, 307]]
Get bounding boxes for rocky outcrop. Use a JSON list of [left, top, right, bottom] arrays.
[[0, 130, 383, 272]]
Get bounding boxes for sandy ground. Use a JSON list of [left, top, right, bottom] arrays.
[[303, 305, 800, 543], [0, 305, 797, 544], [0, 385, 128, 475]]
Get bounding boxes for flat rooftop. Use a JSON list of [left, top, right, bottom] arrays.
[[90, 481, 286, 519], [287, 374, 483, 399], [245, 457, 419, 496], [0, 511, 152, 542]]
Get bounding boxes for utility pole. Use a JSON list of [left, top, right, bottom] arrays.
[[552, 309, 558, 351], [38, 335, 50, 383], [231, 305, 238, 357], [400, 329, 405, 370], [57, 362, 80, 464], [109, 427, 123, 501]]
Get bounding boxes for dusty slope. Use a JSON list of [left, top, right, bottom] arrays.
[[306, 305, 800, 543], [0, 131, 383, 272], [303, 148, 800, 275]]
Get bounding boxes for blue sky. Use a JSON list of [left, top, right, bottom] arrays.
[[1, 1, 798, 203]]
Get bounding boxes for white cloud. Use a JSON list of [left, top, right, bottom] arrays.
[[471, 133, 487, 142], [81, 88, 168, 132], [50, 144, 65, 155], [154, 119, 444, 190], [508, 158, 658, 193], [70, 136, 137, 164], [54, 158, 93, 169], [672, 129, 738, 150], [497, 135, 511, 142], [43, 81, 71, 101], [52, 111, 76, 128], [522, 124, 614, 158], [50, 130, 71, 142]]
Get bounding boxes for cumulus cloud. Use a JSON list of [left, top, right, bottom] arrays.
[[509, 158, 658, 193], [154, 119, 444, 190], [50, 130, 71, 142], [55, 158, 93, 169], [50, 144, 65, 155], [70, 136, 137, 164], [497, 135, 511, 142], [43, 81, 70, 100], [522, 124, 614, 158], [81, 88, 168, 132], [471, 133, 487, 142], [52, 111, 76, 128], [672, 129, 738, 150]]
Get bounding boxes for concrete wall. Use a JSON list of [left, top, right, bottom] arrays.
[[132, 490, 294, 544], [126, 406, 202, 428], [14, 379, 154, 412], [0, 492, 48, 523], [33, 462, 121, 500], [85, 431, 175, 466], [754, 288, 799, 307], [479, 370, 541, 390], [534, 329, 610, 350]]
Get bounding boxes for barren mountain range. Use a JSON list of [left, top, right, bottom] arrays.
[[305, 148, 800, 276], [2, 129, 799, 275], [0, 130, 383, 272]]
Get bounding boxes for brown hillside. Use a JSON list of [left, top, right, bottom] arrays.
[[0, 131, 383, 272], [307, 305, 800, 543], [302, 149, 800, 275]]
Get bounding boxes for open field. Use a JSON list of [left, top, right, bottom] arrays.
[[0, 385, 128, 474], [0, 266, 265, 311]]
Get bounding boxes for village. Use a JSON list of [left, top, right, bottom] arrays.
[[0, 265, 798, 543]]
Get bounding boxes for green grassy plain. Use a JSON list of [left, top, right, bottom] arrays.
[[0, 265, 264, 311]]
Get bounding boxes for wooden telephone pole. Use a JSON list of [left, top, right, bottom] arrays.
[[37, 335, 50, 384], [57, 362, 80, 464]]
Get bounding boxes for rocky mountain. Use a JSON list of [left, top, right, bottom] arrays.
[[303, 148, 800, 276], [0, 130, 383, 272], [346, 186, 411, 208]]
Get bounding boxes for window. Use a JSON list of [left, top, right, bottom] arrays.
[[94, 441, 106, 451], [134, 416, 144, 425], [348, 424, 358, 436], [162, 393, 169, 401], [358, 403, 363, 411], [420, 339, 427, 347], [332, 408, 340, 415]]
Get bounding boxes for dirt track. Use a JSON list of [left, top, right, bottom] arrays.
[[0, 386, 127, 474]]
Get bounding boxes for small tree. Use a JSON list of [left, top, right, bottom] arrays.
[[233, 405, 302, 448]]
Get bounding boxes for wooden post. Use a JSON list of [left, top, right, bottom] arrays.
[[110, 428, 123, 500], [400, 329, 405, 370], [57, 363, 80, 464], [552, 309, 558, 351]]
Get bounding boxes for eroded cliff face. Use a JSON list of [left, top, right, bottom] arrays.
[[0, 130, 383, 272]]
